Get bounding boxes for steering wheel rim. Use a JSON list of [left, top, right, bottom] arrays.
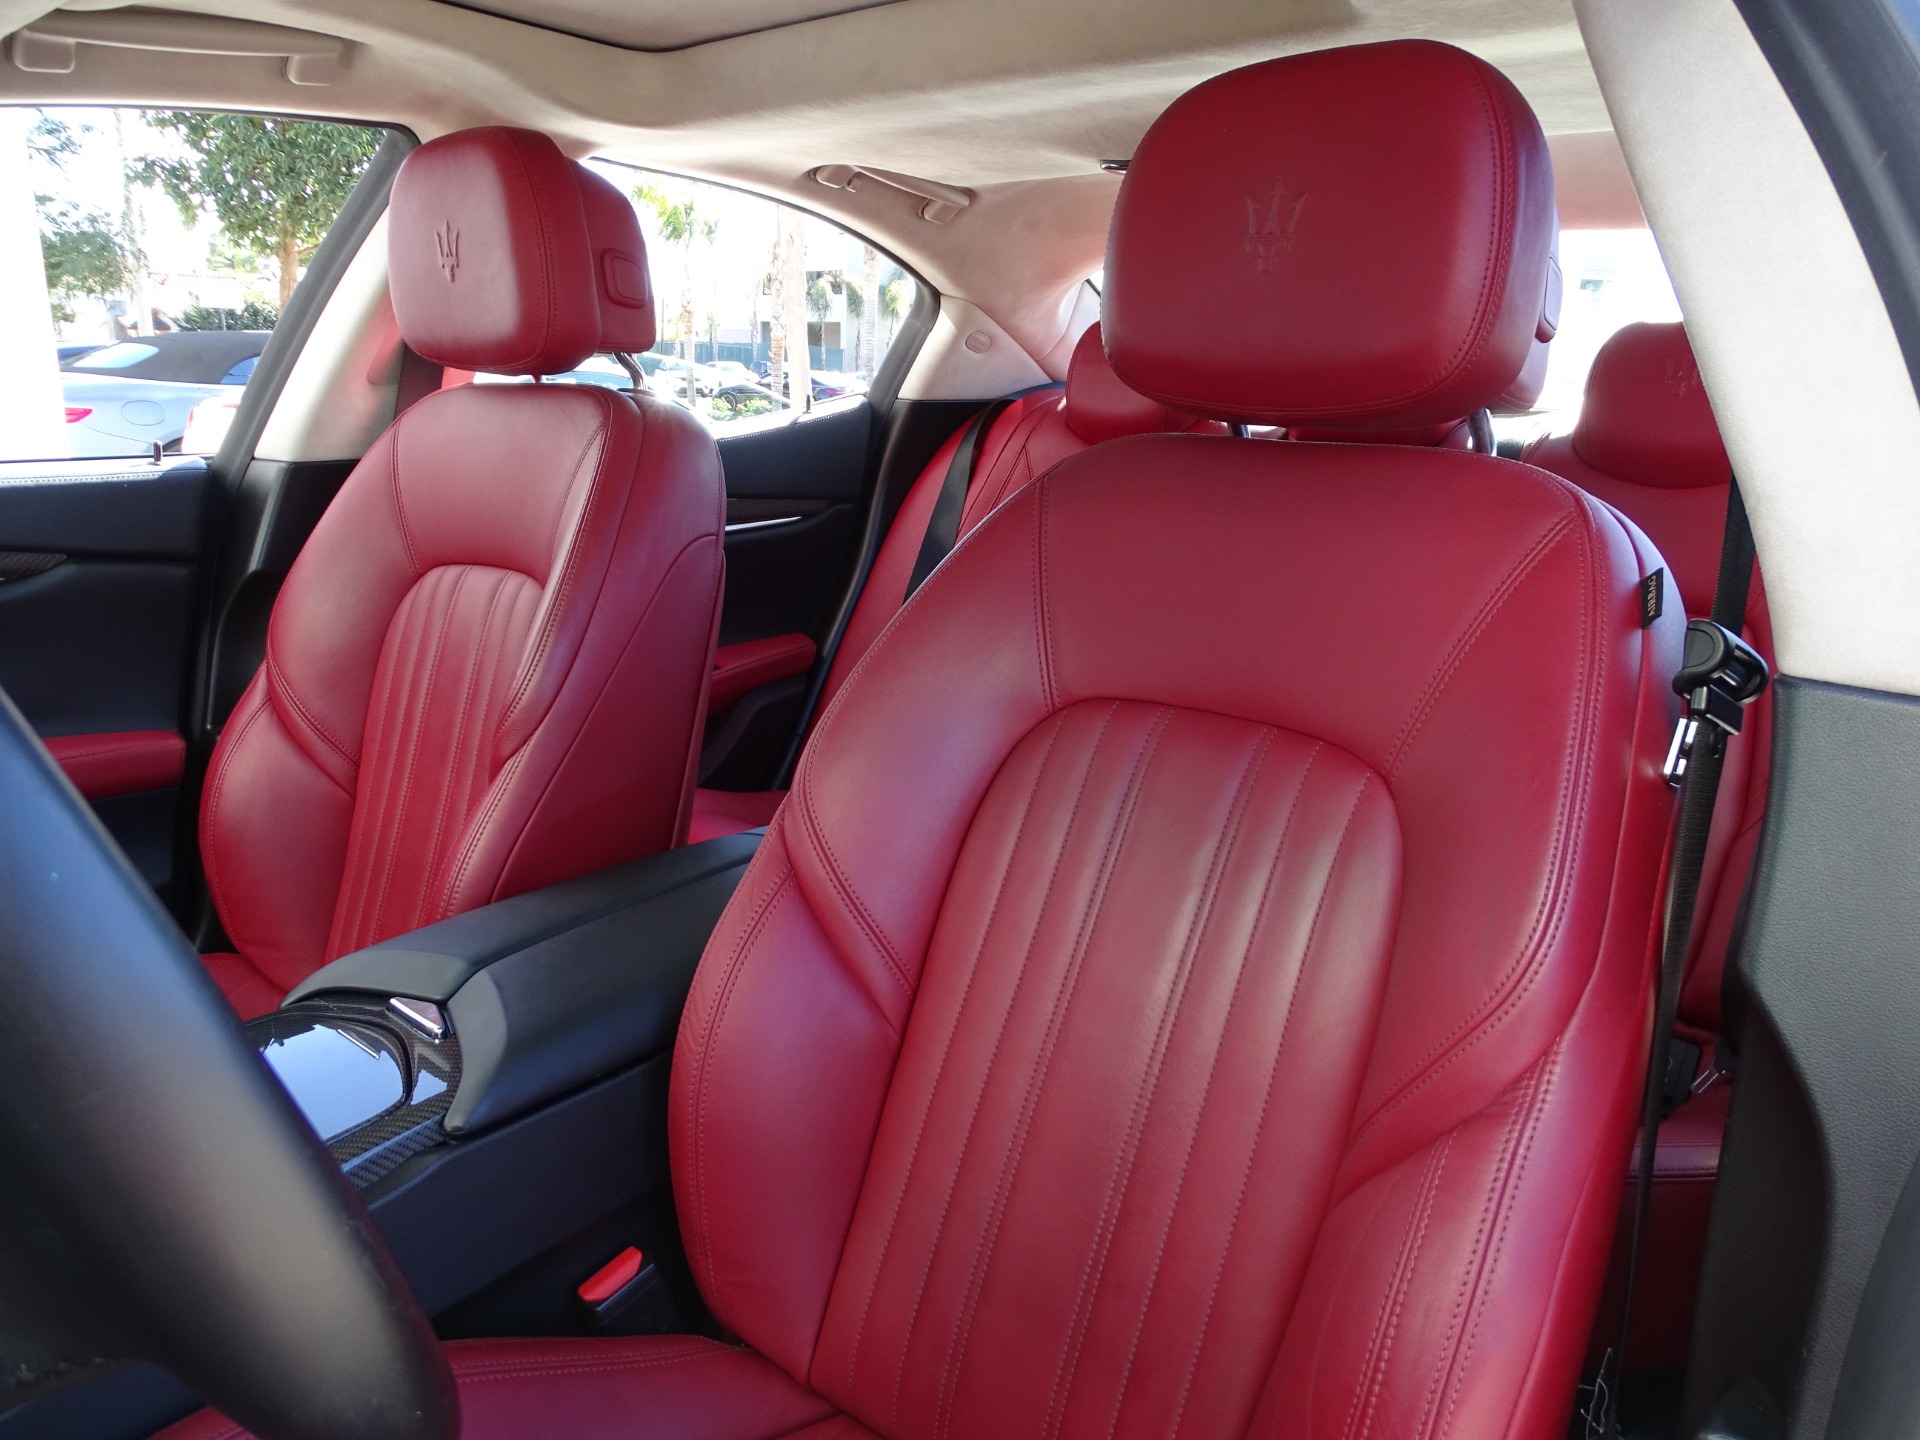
[[0, 691, 456, 1440]]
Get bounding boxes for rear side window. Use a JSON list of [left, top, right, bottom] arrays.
[[1493, 228, 1681, 446], [2, 106, 385, 462], [499, 162, 922, 431]]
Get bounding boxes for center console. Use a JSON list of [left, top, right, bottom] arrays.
[[247, 831, 760, 1328]]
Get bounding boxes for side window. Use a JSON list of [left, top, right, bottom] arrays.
[[522, 162, 920, 430], [1492, 228, 1682, 445], [0, 106, 383, 462]]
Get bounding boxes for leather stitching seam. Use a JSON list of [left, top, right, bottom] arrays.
[[690, 862, 798, 1297], [1093, 741, 1326, 1440], [1433, 1046, 1559, 1440], [928, 705, 1171, 1440], [357, 566, 467, 950], [1163, 773, 1374, 1439], [265, 657, 359, 772], [498, 400, 615, 744], [1357, 511, 1594, 1143], [838, 709, 1071, 1397], [1039, 726, 1275, 1440], [798, 783, 913, 1000], [1345, 1136, 1452, 1440], [878, 699, 1131, 1429]]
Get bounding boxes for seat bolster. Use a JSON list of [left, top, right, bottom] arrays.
[[791, 484, 1055, 991], [200, 670, 356, 995], [1265, 969, 1645, 1440], [671, 825, 907, 1382]]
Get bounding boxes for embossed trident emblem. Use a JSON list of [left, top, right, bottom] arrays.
[[436, 221, 460, 282], [1245, 181, 1307, 271]]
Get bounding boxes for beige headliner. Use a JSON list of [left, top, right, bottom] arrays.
[[0, 0, 1642, 377]]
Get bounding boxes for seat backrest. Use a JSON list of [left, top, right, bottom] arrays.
[[1526, 321, 1770, 1036], [202, 129, 724, 1000], [671, 40, 1679, 1440], [818, 324, 1214, 713]]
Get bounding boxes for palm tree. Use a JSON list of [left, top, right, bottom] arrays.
[[633, 181, 717, 362], [774, 205, 810, 407], [880, 267, 911, 351], [860, 244, 881, 377], [841, 277, 866, 374]]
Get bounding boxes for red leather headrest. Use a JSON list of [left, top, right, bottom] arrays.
[[1063, 324, 1198, 443], [1572, 322, 1730, 489], [389, 127, 600, 375], [1105, 40, 1558, 430], [574, 164, 657, 354]]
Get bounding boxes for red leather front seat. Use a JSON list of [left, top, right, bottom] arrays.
[[1526, 321, 1770, 1372], [198, 129, 725, 1018], [168, 40, 1681, 1440], [688, 323, 1215, 842]]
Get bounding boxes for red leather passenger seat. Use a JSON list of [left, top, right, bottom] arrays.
[[1527, 320, 1771, 1372], [167, 40, 1685, 1440], [687, 323, 1214, 843], [198, 130, 725, 1018]]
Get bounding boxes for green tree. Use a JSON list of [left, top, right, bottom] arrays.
[[28, 113, 80, 169], [37, 200, 132, 325], [633, 181, 718, 360], [136, 114, 380, 309], [176, 299, 278, 331]]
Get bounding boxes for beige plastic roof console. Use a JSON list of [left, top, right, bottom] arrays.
[[10, 9, 347, 86], [811, 164, 973, 224]]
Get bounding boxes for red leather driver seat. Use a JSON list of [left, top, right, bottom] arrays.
[[167, 40, 1682, 1440], [197, 130, 725, 1018]]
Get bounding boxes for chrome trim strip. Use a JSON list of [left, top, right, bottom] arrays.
[[724, 515, 806, 533]]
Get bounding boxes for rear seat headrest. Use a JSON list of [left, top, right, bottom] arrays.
[[1063, 324, 1201, 444], [389, 127, 601, 376], [1573, 322, 1730, 489], [1104, 40, 1557, 431]]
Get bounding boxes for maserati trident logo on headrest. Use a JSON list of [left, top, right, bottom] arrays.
[[436, 221, 460, 282], [1245, 180, 1307, 272]]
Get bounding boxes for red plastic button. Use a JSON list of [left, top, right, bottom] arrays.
[[577, 1246, 644, 1306]]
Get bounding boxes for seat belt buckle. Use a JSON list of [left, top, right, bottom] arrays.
[[1663, 619, 1770, 786], [576, 1246, 678, 1335]]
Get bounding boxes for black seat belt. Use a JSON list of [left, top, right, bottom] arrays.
[[904, 398, 1014, 601], [1587, 478, 1769, 1437]]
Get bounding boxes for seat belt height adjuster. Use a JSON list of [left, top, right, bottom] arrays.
[[1663, 618, 1770, 786]]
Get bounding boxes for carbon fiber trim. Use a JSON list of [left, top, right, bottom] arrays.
[[248, 996, 462, 1191]]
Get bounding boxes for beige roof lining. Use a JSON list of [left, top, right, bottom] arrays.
[[436, 0, 903, 53], [0, 0, 1638, 377]]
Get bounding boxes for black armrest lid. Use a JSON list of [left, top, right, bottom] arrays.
[[285, 834, 761, 1136], [287, 834, 761, 1007]]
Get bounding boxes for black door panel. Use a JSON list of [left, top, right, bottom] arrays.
[[0, 457, 211, 894], [0, 460, 207, 559], [702, 396, 874, 786], [0, 458, 209, 736], [0, 561, 196, 736], [202, 457, 357, 729], [719, 507, 859, 647], [713, 398, 874, 644], [713, 395, 871, 502]]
